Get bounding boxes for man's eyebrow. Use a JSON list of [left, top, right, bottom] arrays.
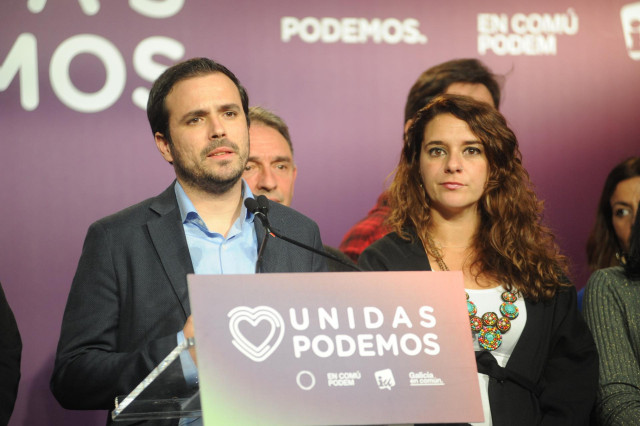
[[272, 156, 293, 163], [177, 103, 242, 122], [178, 109, 208, 122], [220, 103, 241, 111], [247, 155, 293, 163]]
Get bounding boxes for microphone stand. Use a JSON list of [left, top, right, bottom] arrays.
[[245, 196, 361, 272], [255, 227, 269, 273], [268, 228, 360, 271]]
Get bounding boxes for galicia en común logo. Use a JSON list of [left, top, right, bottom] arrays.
[[227, 305, 440, 362], [409, 371, 445, 386]]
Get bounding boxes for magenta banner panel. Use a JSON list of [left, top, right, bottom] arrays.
[[190, 271, 481, 425]]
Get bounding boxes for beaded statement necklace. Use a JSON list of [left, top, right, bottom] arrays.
[[424, 233, 520, 351]]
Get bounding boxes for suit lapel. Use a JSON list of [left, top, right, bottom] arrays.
[[147, 184, 194, 317]]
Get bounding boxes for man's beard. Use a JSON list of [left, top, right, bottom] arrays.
[[171, 138, 247, 195]]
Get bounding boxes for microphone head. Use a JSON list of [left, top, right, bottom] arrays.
[[256, 195, 270, 214], [247, 196, 270, 229], [244, 197, 260, 214]]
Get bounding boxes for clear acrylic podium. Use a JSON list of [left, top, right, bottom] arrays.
[[111, 338, 201, 422]]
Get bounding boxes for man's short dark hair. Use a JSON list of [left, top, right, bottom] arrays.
[[404, 58, 501, 123], [146, 57, 250, 137], [249, 106, 293, 155]]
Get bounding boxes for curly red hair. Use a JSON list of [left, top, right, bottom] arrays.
[[387, 94, 568, 301]]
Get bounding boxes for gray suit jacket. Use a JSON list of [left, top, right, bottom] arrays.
[[51, 183, 327, 414]]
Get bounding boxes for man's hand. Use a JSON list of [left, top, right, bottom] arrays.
[[183, 315, 197, 365]]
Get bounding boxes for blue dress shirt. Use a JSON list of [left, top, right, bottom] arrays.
[[174, 180, 258, 425]]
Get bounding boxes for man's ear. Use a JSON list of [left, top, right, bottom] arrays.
[[290, 165, 298, 201], [155, 132, 174, 164]]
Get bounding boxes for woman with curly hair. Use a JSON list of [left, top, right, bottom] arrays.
[[359, 94, 598, 425]]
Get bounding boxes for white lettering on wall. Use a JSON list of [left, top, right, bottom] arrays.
[[281, 17, 427, 44], [2, 1, 187, 111], [50, 34, 126, 113], [129, 0, 184, 19], [0, 33, 38, 111], [28, 0, 100, 15], [132, 36, 185, 110], [28, 0, 185, 17], [477, 8, 579, 56]]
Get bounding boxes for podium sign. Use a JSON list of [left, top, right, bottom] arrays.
[[188, 271, 482, 425]]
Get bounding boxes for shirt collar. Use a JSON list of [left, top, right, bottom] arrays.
[[174, 180, 256, 226]]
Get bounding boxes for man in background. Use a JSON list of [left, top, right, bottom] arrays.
[[243, 106, 297, 206], [339, 58, 502, 263], [244, 106, 356, 271]]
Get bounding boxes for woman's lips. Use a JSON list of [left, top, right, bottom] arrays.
[[441, 182, 464, 190]]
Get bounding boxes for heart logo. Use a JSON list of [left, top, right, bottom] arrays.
[[228, 306, 285, 362]]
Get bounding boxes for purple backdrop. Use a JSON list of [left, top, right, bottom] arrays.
[[1, 0, 638, 424]]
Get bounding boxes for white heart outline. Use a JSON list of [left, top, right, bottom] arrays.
[[228, 306, 285, 362]]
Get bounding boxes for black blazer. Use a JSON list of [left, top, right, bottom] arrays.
[[359, 230, 598, 426], [51, 183, 327, 416]]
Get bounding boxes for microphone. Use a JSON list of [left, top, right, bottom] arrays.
[[245, 197, 271, 230], [245, 195, 361, 272], [256, 194, 269, 216], [245, 197, 271, 273]]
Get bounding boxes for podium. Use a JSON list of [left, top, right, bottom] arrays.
[[112, 271, 483, 425], [111, 338, 201, 422]]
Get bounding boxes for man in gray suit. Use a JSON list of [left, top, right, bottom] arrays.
[[50, 58, 327, 422]]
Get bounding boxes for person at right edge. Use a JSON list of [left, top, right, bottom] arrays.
[[577, 156, 640, 310], [0, 281, 21, 426], [584, 200, 640, 425], [586, 156, 640, 272], [359, 94, 598, 425]]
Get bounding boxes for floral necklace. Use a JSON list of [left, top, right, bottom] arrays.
[[424, 233, 520, 351]]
